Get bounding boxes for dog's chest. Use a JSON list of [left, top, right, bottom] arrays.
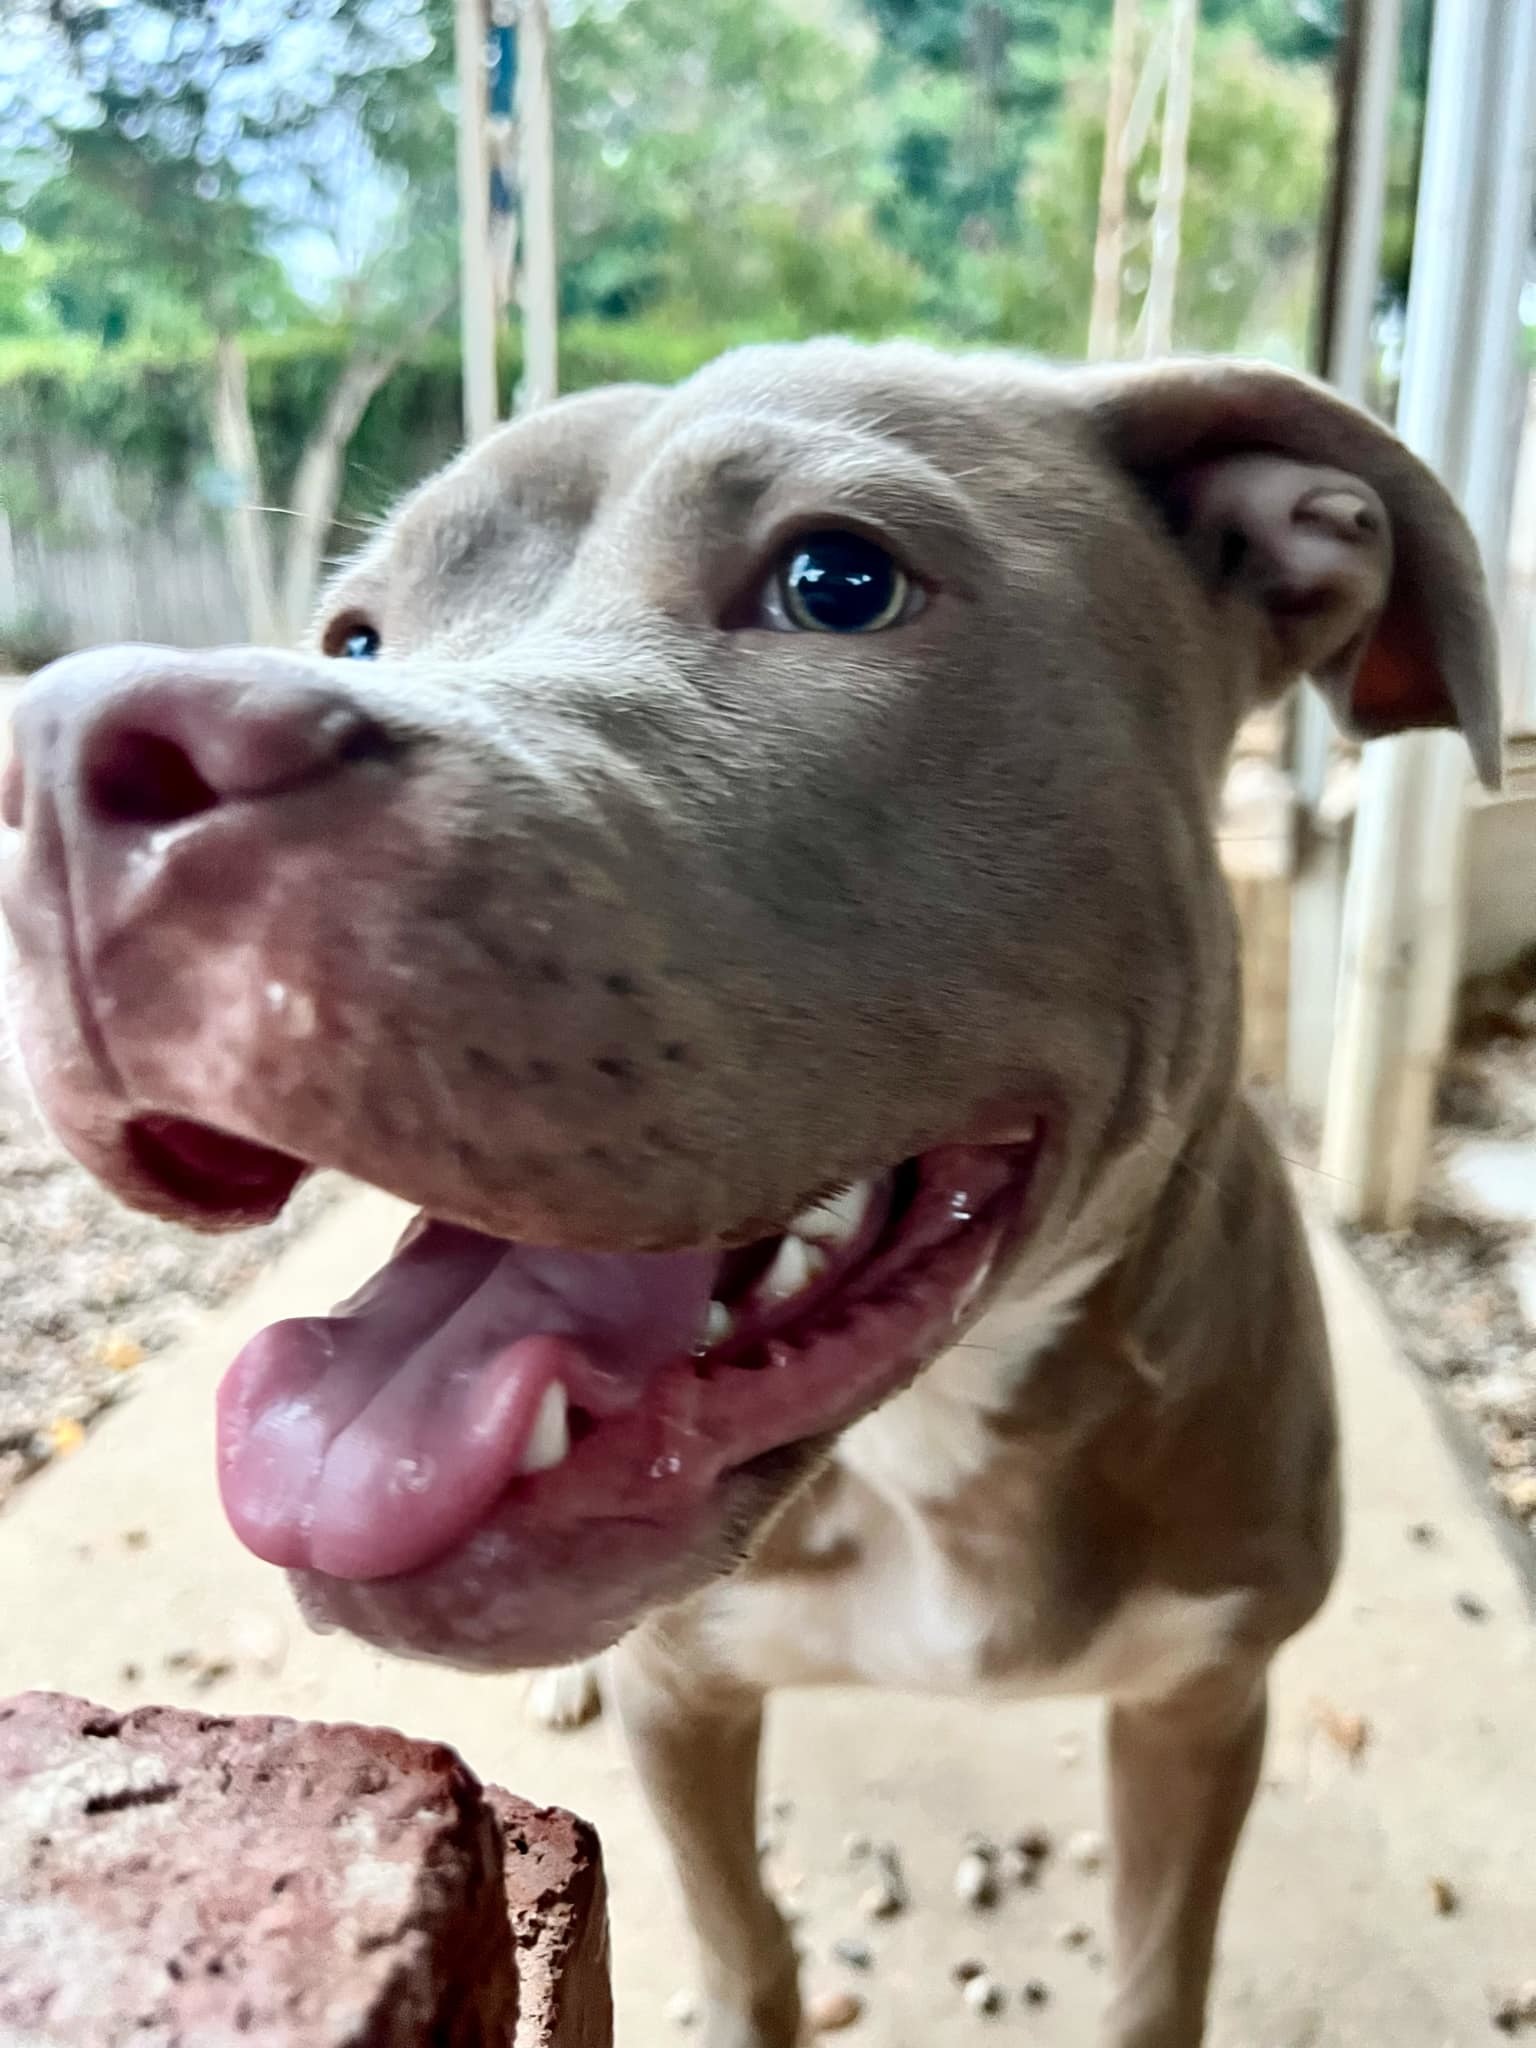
[[708, 1260, 1248, 1701], [711, 1264, 1102, 1693]]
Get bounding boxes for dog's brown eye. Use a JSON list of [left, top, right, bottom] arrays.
[[323, 616, 381, 660]]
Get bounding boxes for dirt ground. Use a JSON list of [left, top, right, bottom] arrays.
[[1342, 951, 1536, 1564], [0, 1053, 338, 1509], [5, 1196, 1532, 2047]]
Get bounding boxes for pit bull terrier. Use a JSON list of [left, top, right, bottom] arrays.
[[1, 344, 1500, 2046]]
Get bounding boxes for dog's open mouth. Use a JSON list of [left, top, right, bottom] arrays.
[[127, 1114, 1048, 1587]]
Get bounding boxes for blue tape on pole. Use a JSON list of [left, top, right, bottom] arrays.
[[489, 24, 518, 116]]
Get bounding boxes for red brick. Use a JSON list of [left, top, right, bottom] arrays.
[[0, 1692, 611, 2047]]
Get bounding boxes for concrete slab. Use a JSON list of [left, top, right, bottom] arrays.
[[1, 1195, 1532, 2045], [1446, 1137, 1536, 1227]]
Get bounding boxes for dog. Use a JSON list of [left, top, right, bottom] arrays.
[[1, 343, 1499, 2046]]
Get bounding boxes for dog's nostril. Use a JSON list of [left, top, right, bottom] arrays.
[[88, 729, 220, 827]]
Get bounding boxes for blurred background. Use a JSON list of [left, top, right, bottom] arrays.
[[0, 0, 1431, 655]]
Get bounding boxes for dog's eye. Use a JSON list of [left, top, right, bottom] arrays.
[[323, 616, 382, 660], [768, 531, 919, 634]]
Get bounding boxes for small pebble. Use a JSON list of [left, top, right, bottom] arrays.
[[961, 1830, 998, 1860], [665, 1989, 698, 2029], [869, 1841, 908, 1909], [1519, 1982, 1536, 2023], [832, 1939, 873, 1972], [858, 1879, 902, 1922], [771, 1796, 794, 1823], [954, 1851, 1000, 1909], [1407, 1520, 1437, 1546], [1455, 1591, 1491, 1623], [1022, 1979, 1051, 2008], [951, 1959, 986, 1985], [1055, 1921, 1094, 1951], [1000, 1845, 1041, 1888], [962, 1974, 1005, 2016], [1429, 1876, 1459, 1917], [808, 1987, 864, 2033], [119, 1663, 140, 1685], [1491, 1991, 1521, 2034], [121, 1528, 149, 1551], [1067, 1828, 1106, 1874], [1015, 1826, 1055, 1864], [843, 1832, 872, 1863]]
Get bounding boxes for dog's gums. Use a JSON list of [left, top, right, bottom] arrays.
[[206, 1127, 1044, 1584]]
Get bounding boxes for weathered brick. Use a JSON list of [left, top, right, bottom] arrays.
[[0, 1692, 611, 2047]]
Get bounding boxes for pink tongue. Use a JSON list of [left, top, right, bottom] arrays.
[[217, 1221, 718, 1580]]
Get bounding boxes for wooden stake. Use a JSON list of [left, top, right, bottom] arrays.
[[454, 0, 499, 443], [1088, 0, 1140, 361], [1142, 0, 1198, 358], [517, 0, 559, 412]]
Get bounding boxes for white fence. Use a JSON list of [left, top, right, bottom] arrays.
[[0, 448, 241, 657]]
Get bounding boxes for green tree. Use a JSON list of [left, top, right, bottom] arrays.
[[1023, 25, 1333, 357], [553, 0, 921, 333], [2, 0, 459, 637]]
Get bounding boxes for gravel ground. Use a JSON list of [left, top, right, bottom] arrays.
[[1342, 954, 1536, 1554], [0, 1052, 338, 1512]]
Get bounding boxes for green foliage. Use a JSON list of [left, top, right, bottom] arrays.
[[0, 318, 782, 529], [552, 0, 909, 329], [2, 0, 457, 343], [1023, 26, 1333, 358]]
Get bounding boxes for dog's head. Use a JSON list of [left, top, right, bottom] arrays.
[[1, 343, 1498, 1666]]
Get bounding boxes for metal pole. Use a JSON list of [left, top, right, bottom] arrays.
[[454, 0, 499, 443], [1322, 0, 1536, 1227], [517, 0, 559, 412], [1322, 0, 1403, 405], [1285, 0, 1403, 1117], [1088, 0, 1141, 362]]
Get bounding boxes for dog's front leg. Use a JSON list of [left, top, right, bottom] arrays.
[[612, 1636, 800, 2048], [1101, 1656, 1269, 2048]]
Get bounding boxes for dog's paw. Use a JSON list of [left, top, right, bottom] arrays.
[[523, 1660, 604, 1731]]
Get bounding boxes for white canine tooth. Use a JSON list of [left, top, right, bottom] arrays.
[[705, 1300, 735, 1346], [521, 1382, 570, 1474], [790, 1179, 875, 1249], [756, 1233, 828, 1306]]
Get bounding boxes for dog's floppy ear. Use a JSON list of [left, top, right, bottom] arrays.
[[1070, 358, 1502, 789]]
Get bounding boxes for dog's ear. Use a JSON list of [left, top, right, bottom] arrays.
[[1070, 358, 1502, 789]]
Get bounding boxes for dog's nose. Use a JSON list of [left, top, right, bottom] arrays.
[[5, 645, 388, 838]]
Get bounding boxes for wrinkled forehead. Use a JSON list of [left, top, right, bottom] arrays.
[[331, 344, 1077, 617]]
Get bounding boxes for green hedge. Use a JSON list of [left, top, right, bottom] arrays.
[[0, 316, 810, 523]]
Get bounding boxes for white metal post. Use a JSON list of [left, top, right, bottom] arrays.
[[1322, 0, 1536, 1227], [517, 0, 559, 412], [454, 0, 499, 444], [1286, 0, 1403, 1118]]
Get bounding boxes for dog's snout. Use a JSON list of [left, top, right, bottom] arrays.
[[13, 649, 390, 836]]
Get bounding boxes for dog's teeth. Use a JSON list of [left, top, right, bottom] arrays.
[[521, 1382, 570, 1474], [756, 1233, 828, 1306], [790, 1179, 874, 1249], [704, 1300, 735, 1347]]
